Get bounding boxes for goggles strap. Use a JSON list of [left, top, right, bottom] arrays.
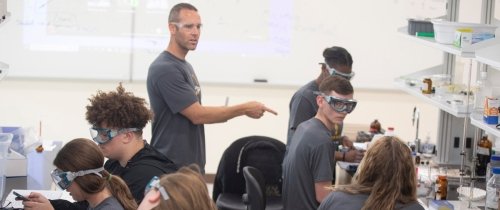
[[70, 167, 105, 180], [158, 187, 170, 200]]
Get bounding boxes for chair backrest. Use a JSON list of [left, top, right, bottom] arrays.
[[212, 136, 286, 202], [243, 166, 265, 210]]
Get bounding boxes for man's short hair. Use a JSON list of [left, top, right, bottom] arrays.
[[323, 46, 353, 68], [319, 75, 354, 95], [168, 3, 198, 23]]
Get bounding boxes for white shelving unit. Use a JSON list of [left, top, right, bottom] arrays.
[[394, 65, 471, 118], [397, 20, 497, 167], [470, 112, 500, 137], [475, 43, 500, 69], [394, 29, 497, 118], [397, 27, 497, 58], [471, 42, 500, 139]]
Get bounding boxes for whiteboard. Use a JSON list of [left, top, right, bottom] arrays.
[[0, 0, 448, 89]]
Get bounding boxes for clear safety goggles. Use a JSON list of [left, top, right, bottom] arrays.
[[145, 176, 170, 201], [89, 127, 139, 144], [315, 91, 357, 113], [319, 62, 355, 80], [50, 167, 104, 190]]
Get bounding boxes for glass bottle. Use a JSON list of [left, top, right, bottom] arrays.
[[435, 175, 448, 200], [477, 135, 493, 176], [474, 70, 491, 112], [422, 78, 433, 94]]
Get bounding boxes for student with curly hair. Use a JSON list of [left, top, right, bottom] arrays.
[[138, 164, 216, 210], [317, 136, 424, 210], [22, 138, 137, 210], [49, 83, 178, 210], [85, 83, 178, 202]]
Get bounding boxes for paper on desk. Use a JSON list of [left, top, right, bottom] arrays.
[[353, 142, 368, 151], [3, 189, 72, 209], [337, 161, 360, 170]]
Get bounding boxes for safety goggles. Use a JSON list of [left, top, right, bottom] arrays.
[[314, 91, 357, 113], [319, 62, 355, 80], [89, 127, 139, 144], [172, 22, 203, 31], [50, 167, 104, 190], [145, 176, 170, 201]]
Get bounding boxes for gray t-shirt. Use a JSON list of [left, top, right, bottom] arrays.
[[282, 118, 334, 210], [287, 80, 319, 145], [88, 196, 123, 210], [318, 191, 425, 210], [147, 51, 205, 173], [287, 80, 343, 146]]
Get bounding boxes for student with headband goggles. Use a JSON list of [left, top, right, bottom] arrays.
[[51, 167, 104, 190], [137, 164, 217, 210], [319, 62, 355, 80], [89, 127, 139, 144], [314, 91, 357, 114]]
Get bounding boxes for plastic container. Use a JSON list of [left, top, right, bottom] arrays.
[[408, 19, 434, 35], [385, 127, 395, 137], [486, 155, 500, 183], [486, 167, 500, 209], [0, 133, 13, 202], [431, 19, 497, 44]]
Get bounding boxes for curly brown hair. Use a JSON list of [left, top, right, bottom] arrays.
[[86, 83, 153, 133]]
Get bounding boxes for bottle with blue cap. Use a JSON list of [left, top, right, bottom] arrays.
[[486, 167, 500, 209], [487, 155, 500, 183]]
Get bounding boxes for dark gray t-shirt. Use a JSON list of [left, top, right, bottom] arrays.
[[287, 80, 343, 146], [287, 80, 319, 145], [88, 196, 123, 210], [282, 118, 334, 210], [147, 51, 205, 173], [318, 191, 425, 210]]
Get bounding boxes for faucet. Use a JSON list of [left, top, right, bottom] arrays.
[[413, 107, 421, 153]]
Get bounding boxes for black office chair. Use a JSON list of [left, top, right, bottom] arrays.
[[214, 136, 285, 210], [242, 166, 265, 210]]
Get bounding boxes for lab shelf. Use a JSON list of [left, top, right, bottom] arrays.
[[475, 42, 500, 70], [470, 111, 500, 137], [394, 66, 471, 118], [397, 27, 497, 58]]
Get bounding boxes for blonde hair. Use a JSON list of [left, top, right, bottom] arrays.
[[153, 164, 217, 210], [334, 136, 417, 210]]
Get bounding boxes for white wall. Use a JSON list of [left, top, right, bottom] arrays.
[[0, 79, 439, 174]]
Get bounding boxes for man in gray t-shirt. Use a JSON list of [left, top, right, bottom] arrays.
[[147, 3, 276, 173], [287, 46, 362, 164], [283, 76, 357, 210]]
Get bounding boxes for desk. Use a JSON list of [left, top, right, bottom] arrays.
[[419, 199, 484, 210], [2, 176, 26, 203]]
